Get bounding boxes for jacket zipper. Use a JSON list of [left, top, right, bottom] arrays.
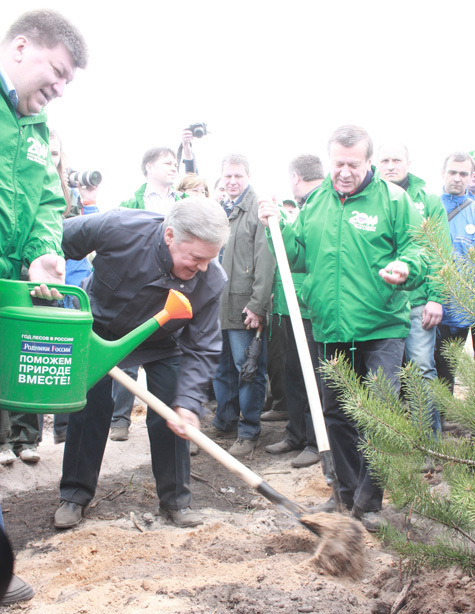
[[9, 125, 23, 254], [335, 198, 345, 342]]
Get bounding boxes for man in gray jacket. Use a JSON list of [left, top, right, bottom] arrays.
[[211, 154, 275, 457], [52, 198, 229, 529]]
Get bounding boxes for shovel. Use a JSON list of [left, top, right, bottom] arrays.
[[108, 366, 363, 578], [266, 215, 343, 511]]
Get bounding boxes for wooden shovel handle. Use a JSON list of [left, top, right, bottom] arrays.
[[268, 215, 330, 452], [109, 366, 262, 489]]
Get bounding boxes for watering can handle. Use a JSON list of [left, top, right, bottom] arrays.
[[26, 282, 91, 312]]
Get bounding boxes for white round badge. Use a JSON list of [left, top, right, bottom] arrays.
[[466, 224, 475, 235]]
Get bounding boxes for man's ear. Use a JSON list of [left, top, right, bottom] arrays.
[[164, 227, 174, 246], [11, 36, 29, 63]]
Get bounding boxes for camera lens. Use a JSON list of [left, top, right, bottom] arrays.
[[84, 171, 102, 186], [69, 170, 102, 187], [193, 127, 205, 138]]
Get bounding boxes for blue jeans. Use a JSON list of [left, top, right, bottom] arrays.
[[111, 366, 139, 428], [213, 329, 267, 440], [405, 305, 441, 434], [60, 355, 191, 510]]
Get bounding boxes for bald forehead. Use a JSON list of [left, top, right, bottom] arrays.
[[378, 143, 409, 161]]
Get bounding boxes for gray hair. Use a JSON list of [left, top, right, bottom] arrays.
[[328, 125, 373, 160], [289, 154, 324, 181], [164, 197, 230, 246], [4, 10, 88, 69], [442, 151, 475, 173], [221, 154, 250, 176]]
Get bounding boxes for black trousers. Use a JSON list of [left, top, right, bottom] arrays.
[[265, 314, 288, 413], [317, 338, 405, 512], [60, 355, 191, 510], [284, 317, 318, 451], [435, 324, 469, 394]]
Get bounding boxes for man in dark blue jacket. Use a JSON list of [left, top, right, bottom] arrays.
[[52, 198, 229, 529]]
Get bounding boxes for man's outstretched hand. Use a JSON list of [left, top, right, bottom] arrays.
[[378, 261, 409, 285]]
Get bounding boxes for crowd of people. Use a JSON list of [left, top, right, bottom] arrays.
[[1, 8, 475, 607]]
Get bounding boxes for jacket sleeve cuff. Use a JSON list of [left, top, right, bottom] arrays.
[[173, 395, 207, 419]]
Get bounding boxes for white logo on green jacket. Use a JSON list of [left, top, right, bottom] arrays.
[[412, 201, 425, 216], [348, 210, 378, 232], [26, 137, 48, 166]]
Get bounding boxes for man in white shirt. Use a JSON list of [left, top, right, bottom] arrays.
[[121, 147, 179, 215]]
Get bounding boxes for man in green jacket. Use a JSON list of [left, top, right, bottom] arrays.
[[120, 134, 196, 215], [259, 125, 426, 532], [378, 143, 450, 435], [0, 9, 87, 605], [264, 154, 324, 469], [0, 10, 87, 283]]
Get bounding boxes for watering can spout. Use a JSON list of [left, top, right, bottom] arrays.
[[86, 290, 192, 390]]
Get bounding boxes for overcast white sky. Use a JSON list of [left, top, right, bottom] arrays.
[[3, 1, 474, 207]]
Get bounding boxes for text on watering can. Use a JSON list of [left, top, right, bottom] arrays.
[[18, 333, 74, 386]]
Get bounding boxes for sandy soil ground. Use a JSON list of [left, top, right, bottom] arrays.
[[0, 405, 474, 614]]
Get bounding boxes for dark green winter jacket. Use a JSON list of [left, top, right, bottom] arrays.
[[405, 173, 449, 308]]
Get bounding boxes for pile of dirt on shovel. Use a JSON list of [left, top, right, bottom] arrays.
[[1, 408, 474, 613]]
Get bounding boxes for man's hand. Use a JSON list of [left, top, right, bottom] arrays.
[[242, 307, 263, 329], [78, 185, 99, 203], [181, 128, 194, 160], [258, 198, 280, 227], [422, 301, 443, 330], [167, 407, 200, 439], [29, 283, 63, 300], [378, 261, 409, 285], [29, 254, 65, 284]]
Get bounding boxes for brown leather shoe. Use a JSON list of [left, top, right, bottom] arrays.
[[0, 575, 34, 605], [260, 410, 288, 422], [291, 449, 321, 468], [265, 440, 296, 454], [228, 438, 259, 457], [54, 501, 89, 529], [160, 506, 203, 527]]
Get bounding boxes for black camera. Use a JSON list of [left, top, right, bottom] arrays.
[[67, 169, 102, 188], [188, 122, 207, 138]]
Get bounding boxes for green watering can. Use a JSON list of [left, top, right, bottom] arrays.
[[0, 280, 192, 414]]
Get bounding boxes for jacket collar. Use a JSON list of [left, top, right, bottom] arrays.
[[324, 166, 378, 201]]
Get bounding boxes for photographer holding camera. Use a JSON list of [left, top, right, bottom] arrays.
[[66, 168, 101, 218], [179, 123, 207, 174], [109, 126, 207, 442]]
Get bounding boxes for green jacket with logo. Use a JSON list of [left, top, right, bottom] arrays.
[[278, 169, 427, 343], [270, 207, 310, 320], [120, 184, 180, 209], [0, 84, 65, 280], [405, 172, 449, 308]]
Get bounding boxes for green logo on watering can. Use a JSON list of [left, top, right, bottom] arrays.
[[18, 333, 74, 386]]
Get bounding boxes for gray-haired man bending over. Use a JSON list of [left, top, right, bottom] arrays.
[[53, 198, 229, 529]]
